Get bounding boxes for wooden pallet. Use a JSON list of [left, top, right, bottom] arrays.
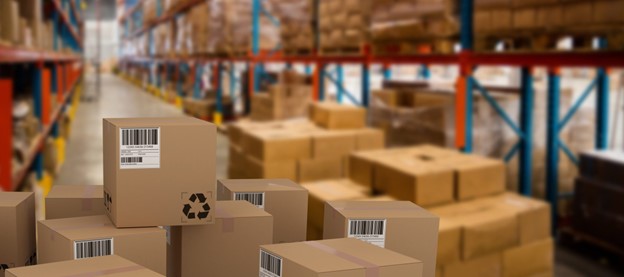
[[372, 37, 458, 56]]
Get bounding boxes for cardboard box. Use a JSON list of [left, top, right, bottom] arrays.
[[437, 218, 461, 266], [310, 102, 367, 130], [502, 238, 553, 277], [37, 215, 166, 275], [311, 131, 356, 159], [103, 117, 216, 227], [6, 255, 163, 277], [217, 179, 308, 243], [323, 201, 439, 277], [45, 185, 105, 220], [445, 155, 506, 201], [492, 193, 550, 245], [0, 193, 36, 277], [348, 148, 410, 190], [244, 130, 311, 162], [260, 238, 423, 277], [303, 179, 370, 230], [443, 253, 502, 277], [168, 201, 273, 277], [355, 128, 385, 150], [562, 1, 593, 26], [298, 157, 344, 182], [247, 155, 298, 181]]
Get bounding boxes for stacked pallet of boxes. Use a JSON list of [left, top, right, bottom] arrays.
[[371, 0, 459, 55], [318, 0, 372, 54], [341, 145, 554, 276], [250, 70, 312, 121], [229, 102, 385, 183], [572, 151, 624, 253], [0, 0, 57, 51], [277, 0, 316, 55], [473, 0, 624, 51]]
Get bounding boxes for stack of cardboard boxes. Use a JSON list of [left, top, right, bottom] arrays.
[[277, 0, 316, 54], [250, 70, 312, 121], [318, 0, 372, 53], [229, 102, 385, 182], [0, 0, 55, 51]]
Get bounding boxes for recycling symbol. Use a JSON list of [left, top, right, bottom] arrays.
[[182, 193, 211, 220]]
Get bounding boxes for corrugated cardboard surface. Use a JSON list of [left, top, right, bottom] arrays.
[[0, 192, 35, 277], [298, 157, 344, 183], [37, 215, 166, 275], [261, 238, 422, 276], [443, 253, 502, 277], [6, 255, 163, 277], [502, 238, 553, 277], [303, 179, 369, 231], [170, 201, 273, 277], [45, 185, 105, 220], [103, 117, 216, 227], [323, 201, 439, 277], [311, 102, 367, 130], [217, 179, 308, 243]]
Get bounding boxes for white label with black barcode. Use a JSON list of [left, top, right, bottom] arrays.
[[74, 238, 114, 260], [259, 250, 282, 277], [119, 128, 160, 169], [348, 219, 387, 248], [234, 192, 265, 209]]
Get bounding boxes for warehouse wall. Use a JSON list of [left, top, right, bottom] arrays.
[[84, 20, 119, 63]]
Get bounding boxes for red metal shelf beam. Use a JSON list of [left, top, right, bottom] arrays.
[[52, 0, 83, 48], [0, 45, 82, 64]]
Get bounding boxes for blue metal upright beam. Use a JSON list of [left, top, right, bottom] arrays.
[[464, 75, 474, 152], [229, 62, 236, 100], [318, 63, 326, 101], [336, 64, 344, 104], [216, 62, 224, 114], [596, 68, 609, 149], [383, 65, 391, 80], [519, 67, 534, 196], [362, 64, 370, 107], [546, 69, 561, 234], [460, 0, 473, 51], [420, 65, 431, 80]]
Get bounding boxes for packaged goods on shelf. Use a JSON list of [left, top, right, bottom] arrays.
[[318, 0, 372, 54], [143, 0, 160, 25], [43, 137, 58, 177], [0, 192, 36, 277], [103, 117, 216, 228], [217, 179, 308, 243], [260, 238, 423, 277], [5, 255, 163, 277], [37, 215, 166, 275], [168, 201, 273, 277], [324, 201, 439, 277], [250, 70, 312, 121], [45, 185, 105, 220], [0, 0, 20, 45], [17, 0, 42, 49], [276, 0, 316, 54], [371, 0, 459, 55]]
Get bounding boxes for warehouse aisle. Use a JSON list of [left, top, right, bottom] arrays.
[[56, 73, 229, 186]]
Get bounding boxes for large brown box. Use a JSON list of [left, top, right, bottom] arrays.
[[303, 179, 370, 231], [437, 218, 462, 266], [502, 238, 553, 277], [247, 155, 298, 181], [37, 215, 166, 275], [442, 253, 502, 277], [168, 201, 273, 277], [244, 130, 312, 162], [323, 201, 439, 277], [0, 193, 36, 277], [6, 255, 163, 277], [311, 102, 367, 130], [103, 117, 216, 227], [217, 179, 308, 243], [298, 157, 344, 182], [311, 131, 356, 159], [260, 238, 423, 277], [45, 185, 105, 220]]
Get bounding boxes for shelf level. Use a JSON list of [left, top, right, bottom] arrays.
[[0, 45, 82, 64]]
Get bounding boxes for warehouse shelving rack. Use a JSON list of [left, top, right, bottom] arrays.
[[118, 0, 624, 231], [0, 0, 84, 192]]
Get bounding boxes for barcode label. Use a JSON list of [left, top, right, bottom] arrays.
[[348, 219, 387, 248], [74, 238, 114, 260], [259, 250, 282, 277], [119, 128, 160, 169], [234, 192, 265, 209]]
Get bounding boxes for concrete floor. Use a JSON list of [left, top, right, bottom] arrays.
[[56, 73, 622, 277]]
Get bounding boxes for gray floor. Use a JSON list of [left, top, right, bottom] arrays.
[[56, 73, 622, 277]]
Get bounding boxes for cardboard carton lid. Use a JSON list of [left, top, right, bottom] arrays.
[[46, 185, 103, 199], [0, 192, 33, 207], [328, 201, 438, 219], [215, 201, 272, 219], [104, 117, 212, 127], [6, 255, 162, 276], [38, 215, 165, 241], [262, 238, 420, 273], [303, 179, 369, 201], [218, 179, 306, 193]]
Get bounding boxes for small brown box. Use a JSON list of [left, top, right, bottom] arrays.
[[311, 102, 367, 130], [45, 185, 105, 220], [245, 130, 311, 162], [323, 201, 439, 277], [311, 131, 356, 159], [303, 179, 370, 230], [6, 255, 163, 277], [260, 238, 423, 277], [355, 128, 385, 150], [217, 179, 308, 243], [298, 157, 344, 183], [437, 218, 461, 266], [503, 238, 553, 277], [103, 117, 216, 227], [168, 201, 273, 277], [0, 192, 36, 277], [37, 215, 166, 275], [443, 253, 502, 277]]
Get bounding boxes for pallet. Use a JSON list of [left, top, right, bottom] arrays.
[[372, 37, 458, 56], [284, 48, 313, 57], [560, 227, 624, 262], [319, 45, 368, 56]]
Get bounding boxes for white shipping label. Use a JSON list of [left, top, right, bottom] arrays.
[[348, 219, 387, 248], [234, 192, 265, 209], [119, 128, 160, 169], [259, 250, 282, 277], [74, 238, 114, 260]]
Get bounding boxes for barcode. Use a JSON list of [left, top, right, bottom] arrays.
[[234, 192, 264, 209], [74, 238, 113, 260], [121, 157, 143, 163], [260, 250, 282, 277], [121, 128, 158, 146], [349, 220, 385, 235]]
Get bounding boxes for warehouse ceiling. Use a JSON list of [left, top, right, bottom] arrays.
[[83, 0, 117, 21]]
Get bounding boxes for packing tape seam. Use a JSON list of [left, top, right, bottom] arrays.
[[303, 241, 380, 277]]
